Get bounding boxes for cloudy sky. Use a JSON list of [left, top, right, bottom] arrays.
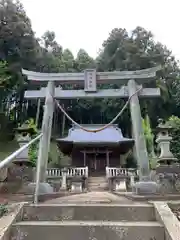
[[21, 0, 180, 59]]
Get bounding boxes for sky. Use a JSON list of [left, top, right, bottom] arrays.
[[21, 0, 180, 59]]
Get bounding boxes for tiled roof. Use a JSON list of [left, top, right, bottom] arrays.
[[57, 124, 133, 144]]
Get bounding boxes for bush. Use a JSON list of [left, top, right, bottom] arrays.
[[0, 204, 8, 217], [167, 116, 180, 160], [27, 118, 39, 166]]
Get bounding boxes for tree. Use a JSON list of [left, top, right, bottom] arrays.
[[96, 26, 179, 130], [41, 31, 62, 57], [61, 49, 75, 72], [75, 49, 95, 71], [0, 61, 11, 87], [167, 116, 180, 160], [0, 0, 39, 72], [0, 61, 12, 111]]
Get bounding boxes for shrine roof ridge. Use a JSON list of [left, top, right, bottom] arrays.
[[72, 124, 118, 128]]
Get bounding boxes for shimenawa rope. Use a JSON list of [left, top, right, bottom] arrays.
[[52, 86, 142, 133]]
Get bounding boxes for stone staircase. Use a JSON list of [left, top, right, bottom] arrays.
[[88, 176, 108, 191], [10, 203, 165, 240]]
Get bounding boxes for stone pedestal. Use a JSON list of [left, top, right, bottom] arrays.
[[61, 168, 68, 191], [71, 182, 82, 192], [25, 182, 54, 195], [115, 180, 127, 192], [132, 181, 159, 195]]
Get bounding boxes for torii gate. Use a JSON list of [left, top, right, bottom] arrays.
[[22, 66, 161, 194]]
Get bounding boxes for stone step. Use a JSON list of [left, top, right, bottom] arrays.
[[88, 183, 107, 187], [88, 180, 106, 183], [88, 177, 106, 182], [22, 204, 156, 221], [88, 178, 108, 191], [88, 180, 107, 183], [11, 221, 164, 240]]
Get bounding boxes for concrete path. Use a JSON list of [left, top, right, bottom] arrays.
[[45, 191, 138, 204]]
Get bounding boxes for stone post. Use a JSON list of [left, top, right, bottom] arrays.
[[128, 79, 158, 194], [35, 98, 41, 127], [38, 81, 55, 182], [128, 79, 149, 178], [61, 168, 67, 190], [31, 81, 55, 199]]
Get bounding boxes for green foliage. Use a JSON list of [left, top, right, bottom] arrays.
[[26, 118, 38, 166], [48, 141, 72, 168], [58, 151, 71, 167], [0, 61, 12, 110], [167, 116, 180, 160], [1, 0, 180, 156], [0, 204, 8, 217], [142, 115, 154, 155], [142, 114, 157, 169], [0, 61, 11, 87], [28, 140, 38, 167], [25, 118, 38, 133], [0, 0, 40, 78]]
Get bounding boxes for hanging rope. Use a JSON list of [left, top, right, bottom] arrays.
[[52, 86, 143, 133]]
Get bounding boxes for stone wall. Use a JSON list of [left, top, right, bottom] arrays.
[[151, 166, 180, 194], [7, 164, 35, 182], [0, 167, 8, 182]]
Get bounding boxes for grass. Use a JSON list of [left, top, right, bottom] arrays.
[[0, 138, 60, 166], [0, 140, 19, 161], [0, 204, 8, 217]]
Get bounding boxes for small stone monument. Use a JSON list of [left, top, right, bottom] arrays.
[[155, 119, 180, 193], [7, 122, 36, 183]]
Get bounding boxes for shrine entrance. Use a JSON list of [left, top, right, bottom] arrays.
[[87, 152, 107, 176], [22, 66, 161, 185]]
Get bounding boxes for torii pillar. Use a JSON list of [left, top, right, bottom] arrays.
[[128, 79, 158, 194], [38, 81, 55, 182]]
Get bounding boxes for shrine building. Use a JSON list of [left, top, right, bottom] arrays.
[[56, 124, 134, 176]]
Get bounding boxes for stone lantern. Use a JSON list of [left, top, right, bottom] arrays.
[[156, 119, 178, 166], [14, 122, 35, 165], [155, 119, 180, 194]]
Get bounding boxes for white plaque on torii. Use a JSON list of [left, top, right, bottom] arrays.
[[84, 69, 97, 92]]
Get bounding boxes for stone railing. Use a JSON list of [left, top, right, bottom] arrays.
[[106, 167, 138, 178], [106, 167, 139, 191], [47, 167, 88, 179]]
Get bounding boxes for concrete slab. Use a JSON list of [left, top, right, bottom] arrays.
[[116, 192, 180, 201], [22, 204, 155, 221], [11, 221, 164, 240], [154, 202, 180, 240], [0, 203, 25, 240], [44, 191, 134, 204]]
